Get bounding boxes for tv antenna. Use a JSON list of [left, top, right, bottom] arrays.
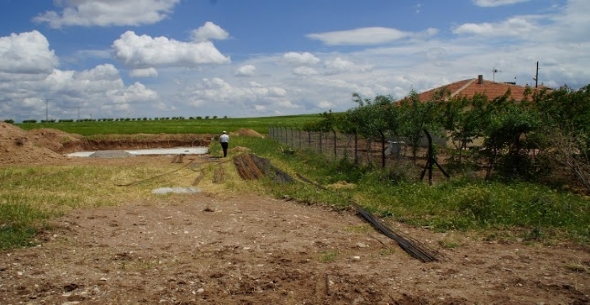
[[492, 67, 501, 82]]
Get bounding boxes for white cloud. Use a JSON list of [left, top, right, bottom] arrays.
[[0, 31, 58, 74], [112, 31, 230, 68], [546, 0, 590, 42], [277, 100, 299, 109], [130, 68, 159, 78], [191, 22, 229, 42], [453, 17, 537, 37], [292, 66, 319, 76], [318, 101, 334, 109], [307, 27, 410, 45], [269, 87, 287, 97], [108, 82, 159, 104], [33, 0, 180, 28], [235, 65, 256, 76], [324, 57, 372, 75], [472, 0, 530, 7], [283, 52, 321, 66]]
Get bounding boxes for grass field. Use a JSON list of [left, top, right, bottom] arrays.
[[17, 114, 322, 136], [2, 115, 589, 249]]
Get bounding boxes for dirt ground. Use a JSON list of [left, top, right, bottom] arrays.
[[1, 122, 589, 304]]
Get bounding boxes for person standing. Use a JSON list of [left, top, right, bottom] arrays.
[[219, 131, 229, 157]]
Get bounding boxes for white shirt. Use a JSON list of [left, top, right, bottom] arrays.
[[220, 134, 229, 143]]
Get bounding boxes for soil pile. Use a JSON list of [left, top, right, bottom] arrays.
[[27, 128, 84, 152], [233, 128, 264, 138], [0, 122, 65, 165]]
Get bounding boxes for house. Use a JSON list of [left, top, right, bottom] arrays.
[[415, 75, 548, 102]]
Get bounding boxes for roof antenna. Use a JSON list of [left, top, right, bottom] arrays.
[[492, 67, 501, 83]]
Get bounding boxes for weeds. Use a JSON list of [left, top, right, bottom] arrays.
[[319, 250, 339, 262], [2, 135, 590, 249]]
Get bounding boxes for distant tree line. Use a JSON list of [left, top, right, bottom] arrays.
[[14, 115, 228, 124]]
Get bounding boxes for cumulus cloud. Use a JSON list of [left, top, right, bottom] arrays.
[[112, 31, 230, 68], [307, 27, 410, 45], [0, 31, 58, 74], [108, 82, 159, 104], [5, 64, 159, 120], [191, 22, 229, 42], [283, 52, 321, 66], [33, 0, 180, 28], [472, 0, 530, 7], [235, 65, 256, 76], [453, 17, 537, 37], [324, 57, 372, 75], [45, 64, 123, 94]]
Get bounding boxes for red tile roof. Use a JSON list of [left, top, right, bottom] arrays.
[[414, 76, 547, 102]]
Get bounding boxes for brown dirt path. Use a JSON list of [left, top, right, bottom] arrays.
[[1, 188, 589, 304]]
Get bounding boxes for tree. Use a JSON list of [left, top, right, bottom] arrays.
[[398, 90, 438, 161]]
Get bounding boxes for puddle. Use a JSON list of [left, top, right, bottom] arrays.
[[66, 147, 209, 157]]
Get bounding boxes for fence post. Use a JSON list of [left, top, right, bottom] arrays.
[[379, 130, 386, 168], [308, 130, 311, 149], [319, 131, 323, 154], [270, 125, 275, 140], [296, 127, 301, 149], [290, 127, 295, 148], [332, 129, 337, 160], [283, 126, 288, 144], [354, 130, 358, 164]]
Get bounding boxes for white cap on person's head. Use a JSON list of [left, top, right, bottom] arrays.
[[223, 131, 227, 134]]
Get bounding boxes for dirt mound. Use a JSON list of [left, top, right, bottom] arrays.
[[233, 128, 264, 138], [28, 128, 84, 152], [0, 122, 65, 165]]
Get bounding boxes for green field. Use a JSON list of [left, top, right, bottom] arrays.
[[17, 114, 322, 136]]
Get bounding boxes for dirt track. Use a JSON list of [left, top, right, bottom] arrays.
[[1, 157, 589, 304], [0, 123, 589, 304]]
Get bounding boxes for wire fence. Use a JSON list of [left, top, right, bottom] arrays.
[[268, 126, 411, 168]]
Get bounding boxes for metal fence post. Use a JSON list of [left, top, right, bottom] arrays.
[[283, 126, 288, 145], [354, 130, 358, 164], [296, 127, 301, 149], [379, 130, 386, 168], [332, 129, 337, 160], [319, 131, 322, 154]]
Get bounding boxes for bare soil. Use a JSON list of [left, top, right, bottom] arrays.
[[1, 123, 589, 304]]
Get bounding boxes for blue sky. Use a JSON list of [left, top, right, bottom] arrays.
[[0, 0, 588, 122]]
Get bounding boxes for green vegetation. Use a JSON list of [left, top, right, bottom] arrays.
[[3, 85, 590, 249], [17, 114, 322, 136], [2, 129, 589, 250], [304, 85, 590, 191], [225, 136, 590, 244], [0, 163, 200, 249]]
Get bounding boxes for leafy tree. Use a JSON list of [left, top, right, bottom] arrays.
[[534, 85, 590, 190], [481, 90, 540, 179], [398, 90, 438, 160]]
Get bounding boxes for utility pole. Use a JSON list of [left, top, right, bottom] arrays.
[[535, 61, 539, 88]]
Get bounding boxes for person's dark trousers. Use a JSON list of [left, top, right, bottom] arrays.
[[221, 142, 228, 157]]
